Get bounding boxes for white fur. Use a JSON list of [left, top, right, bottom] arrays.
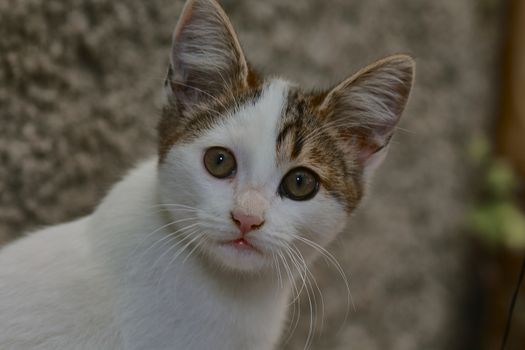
[[0, 79, 349, 350], [0, 160, 289, 350]]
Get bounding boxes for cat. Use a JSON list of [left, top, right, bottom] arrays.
[[0, 0, 415, 349]]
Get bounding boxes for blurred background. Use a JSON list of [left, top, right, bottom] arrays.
[[0, 0, 523, 349]]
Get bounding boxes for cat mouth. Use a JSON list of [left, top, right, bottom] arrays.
[[222, 238, 261, 254]]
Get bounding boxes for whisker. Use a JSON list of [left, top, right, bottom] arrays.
[[162, 231, 204, 276], [151, 228, 200, 274], [282, 246, 315, 350], [182, 235, 206, 264], [135, 221, 201, 262], [128, 218, 201, 267], [291, 233, 355, 328], [279, 244, 304, 346], [290, 243, 325, 333]]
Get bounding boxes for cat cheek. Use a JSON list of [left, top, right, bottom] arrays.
[[303, 199, 346, 242]]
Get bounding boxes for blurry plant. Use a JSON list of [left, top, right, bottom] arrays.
[[467, 135, 525, 250]]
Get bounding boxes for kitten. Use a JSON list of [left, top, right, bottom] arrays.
[[0, 0, 414, 349]]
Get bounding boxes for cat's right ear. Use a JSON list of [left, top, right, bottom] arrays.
[[165, 0, 249, 109], [317, 55, 415, 179]]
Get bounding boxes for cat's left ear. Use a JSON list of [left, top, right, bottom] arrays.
[[165, 0, 250, 109], [318, 55, 415, 177]]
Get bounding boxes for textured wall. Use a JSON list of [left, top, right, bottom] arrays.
[[0, 0, 503, 349]]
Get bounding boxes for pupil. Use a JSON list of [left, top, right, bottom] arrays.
[[216, 154, 225, 165], [295, 175, 303, 187]]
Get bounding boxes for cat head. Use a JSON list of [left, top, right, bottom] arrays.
[[157, 0, 414, 273]]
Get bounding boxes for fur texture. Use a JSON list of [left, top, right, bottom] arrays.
[[0, 0, 414, 349]]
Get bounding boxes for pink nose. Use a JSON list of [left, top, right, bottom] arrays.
[[231, 210, 265, 235]]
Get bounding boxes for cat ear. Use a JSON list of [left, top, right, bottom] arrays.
[[319, 55, 415, 176], [165, 0, 249, 108]]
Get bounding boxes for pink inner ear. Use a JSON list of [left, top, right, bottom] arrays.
[[356, 135, 390, 164], [358, 142, 380, 164], [337, 127, 388, 165]]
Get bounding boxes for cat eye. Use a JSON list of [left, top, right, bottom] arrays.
[[203, 147, 237, 178], [279, 167, 320, 201]]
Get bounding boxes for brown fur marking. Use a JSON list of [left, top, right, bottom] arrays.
[[158, 78, 263, 161], [276, 88, 363, 212]]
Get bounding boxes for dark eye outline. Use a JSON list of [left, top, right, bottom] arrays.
[[203, 146, 237, 179], [278, 167, 320, 201]]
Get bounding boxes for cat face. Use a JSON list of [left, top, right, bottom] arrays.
[[157, 0, 414, 273], [159, 79, 350, 271]]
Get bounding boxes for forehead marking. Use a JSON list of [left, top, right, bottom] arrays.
[[276, 91, 312, 161], [214, 79, 290, 183], [275, 88, 364, 212]]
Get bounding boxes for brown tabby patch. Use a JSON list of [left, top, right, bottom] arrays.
[[276, 88, 363, 212], [158, 69, 263, 161]]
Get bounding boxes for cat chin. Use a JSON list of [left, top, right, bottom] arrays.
[[202, 242, 271, 273]]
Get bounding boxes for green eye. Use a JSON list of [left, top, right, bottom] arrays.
[[203, 147, 237, 178], [279, 167, 320, 201]]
